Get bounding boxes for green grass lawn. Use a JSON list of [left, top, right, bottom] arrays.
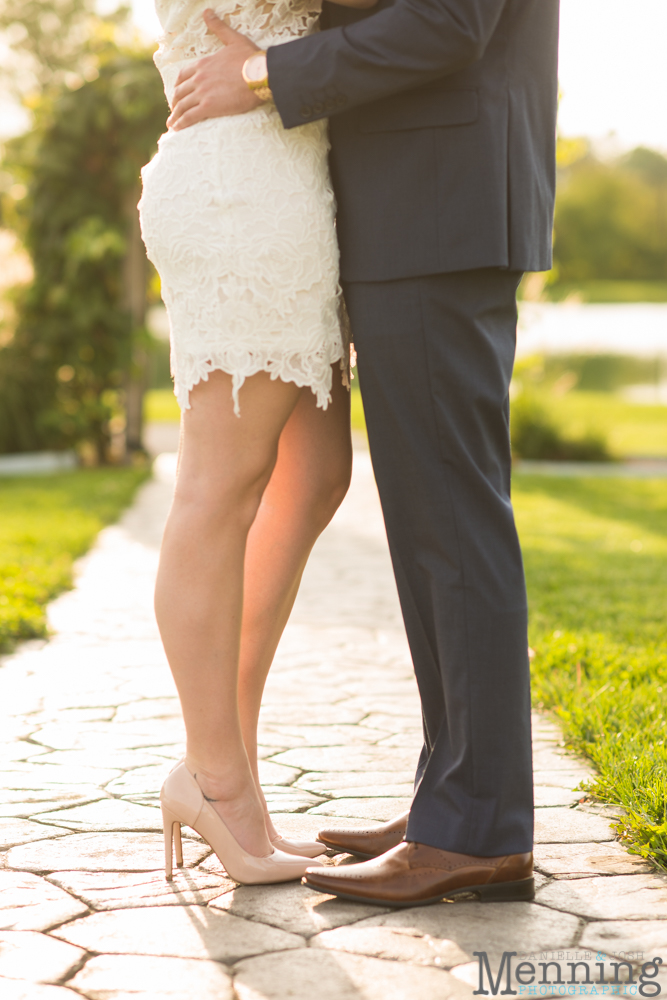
[[0, 467, 149, 650], [549, 392, 667, 458], [514, 475, 667, 869]]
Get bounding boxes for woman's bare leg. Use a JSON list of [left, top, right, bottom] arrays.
[[154, 369, 302, 857], [237, 369, 353, 837]]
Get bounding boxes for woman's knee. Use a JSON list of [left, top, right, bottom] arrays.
[[308, 448, 353, 527], [174, 449, 277, 528]]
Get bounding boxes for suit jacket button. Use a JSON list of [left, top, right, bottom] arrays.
[[336, 95, 347, 107], [300, 105, 312, 118], [313, 102, 325, 114]]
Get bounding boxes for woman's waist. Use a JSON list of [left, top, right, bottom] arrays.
[[152, 103, 328, 159], [157, 28, 315, 104]]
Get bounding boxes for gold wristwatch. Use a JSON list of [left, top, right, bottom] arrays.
[[242, 52, 273, 103]]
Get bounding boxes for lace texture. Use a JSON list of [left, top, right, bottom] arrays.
[[154, 0, 322, 104], [139, 0, 346, 414]]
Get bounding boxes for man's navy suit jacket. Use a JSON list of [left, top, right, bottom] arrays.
[[267, 0, 560, 283]]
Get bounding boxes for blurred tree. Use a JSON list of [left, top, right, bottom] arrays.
[[0, 0, 131, 97], [0, 51, 167, 459], [553, 147, 667, 283]]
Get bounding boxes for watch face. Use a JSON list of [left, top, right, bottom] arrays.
[[246, 54, 267, 83]]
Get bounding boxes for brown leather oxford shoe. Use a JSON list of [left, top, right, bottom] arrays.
[[317, 812, 409, 859], [304, 841, 534, 908]]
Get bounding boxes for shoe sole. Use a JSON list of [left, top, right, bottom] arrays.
[[318, 839, 376, 861], [306, 875, 535, 908]]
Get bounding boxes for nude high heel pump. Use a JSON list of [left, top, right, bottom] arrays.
[[160, 760, 322, 884], [270, 833, 326, 859]]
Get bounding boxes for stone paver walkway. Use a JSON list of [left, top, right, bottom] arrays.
[[1, 442, 666, 1000]]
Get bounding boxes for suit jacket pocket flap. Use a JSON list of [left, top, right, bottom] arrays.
[[358, 89, 478, 133]]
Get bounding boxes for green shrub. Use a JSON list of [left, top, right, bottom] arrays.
[[511, 392, 611, 461]]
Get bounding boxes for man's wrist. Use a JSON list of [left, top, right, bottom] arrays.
[[242, 52, 273, 103]]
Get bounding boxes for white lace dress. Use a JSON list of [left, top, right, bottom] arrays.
[[138, 0, 346, 414]]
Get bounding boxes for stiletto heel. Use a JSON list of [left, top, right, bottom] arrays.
[[160, 761, 322, 885], [174, 820, 183, 867], [162, 802, 179, 881]]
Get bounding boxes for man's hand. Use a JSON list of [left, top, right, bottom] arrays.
[[167, 10, 263, 131]]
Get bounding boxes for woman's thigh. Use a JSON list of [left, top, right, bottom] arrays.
[[175, 369, 302, 506], [269, 366, 352, 507]]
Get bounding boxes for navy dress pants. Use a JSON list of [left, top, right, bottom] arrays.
[[343, 268, 534, 856]]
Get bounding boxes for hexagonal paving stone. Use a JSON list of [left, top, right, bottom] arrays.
[[0, 774, 103, 801], [256, 760, 303, 786], [580, 919, 667, 958], [234, 949, 475, 1000], [308, 798, 412, 821], [35, 799, 163, 833], [6, 832, 209, 873], [261, 725, 385, 749], [69, 954, 233, 999], [114, 698, 181, 722], [361, 714, 422, 735], [0, 872, 88, 931], [534, 808, 614, 843], [49, 869, 233, 910], [29, 722, 182, 753], [208, 882, 388, 937], [261, 787, 324, 812], [534, 842, 652, 878], [312, 924, 470, 969], [103, 764, 173, 799], [53, 906, 304, 962], [0, 743, 52, 766], [532, 748, 591, 773], [5, 762, 123, 787], [270, 747, 417, 773], [34, 750, 172, 772], [0, 821, 70, 851], [534, 770, 591, 790], [0, 780, 104, 819], [295, 771, 415, 796], [534, 786, 583, 808], [537, 874, 667, 920], [0, 980, 79, 1000], [258, 705, 367, 727], [375, 732, 422, 749], [322, 784, 417, 801], [347, 900, 580, 962], [0, 930, 85, 983]]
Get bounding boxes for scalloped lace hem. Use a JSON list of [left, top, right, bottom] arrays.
[[174, 349, 348, 417]]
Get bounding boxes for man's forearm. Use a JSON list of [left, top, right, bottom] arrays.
[[267, 0, 507, 129]]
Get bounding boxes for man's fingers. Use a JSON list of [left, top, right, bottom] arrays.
[[167, 93, 202, 127], [202, 8, 241, 44], [171, 106, 210, 131], [175, 62, 196, 87], [172, 76, 197, 107]]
